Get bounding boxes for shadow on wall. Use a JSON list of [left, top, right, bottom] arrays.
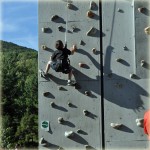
[[103, 46, 149, 111], [77, 48, 100, 70], [44, 45, 149, 111]]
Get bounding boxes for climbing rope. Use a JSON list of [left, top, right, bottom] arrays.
[[65, 0, 68, 48]]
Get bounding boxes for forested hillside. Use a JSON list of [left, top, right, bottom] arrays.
[[0, 41, 38, 149]]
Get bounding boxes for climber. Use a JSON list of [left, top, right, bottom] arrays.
[[143, 110, 150, 140], [40, 40, 77, 86], [136, 110, 150, 140]]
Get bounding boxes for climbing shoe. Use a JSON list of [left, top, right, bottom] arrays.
[[67, 80, 76, 86]]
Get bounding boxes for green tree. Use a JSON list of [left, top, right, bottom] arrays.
[[1, 41, 38, 149]]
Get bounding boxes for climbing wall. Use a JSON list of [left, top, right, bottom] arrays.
[[39, 0, 150, 150], [102, 0, 150, 149], [38, 0, 102, 149]]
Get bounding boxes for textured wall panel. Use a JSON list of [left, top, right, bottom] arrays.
[[39, 0, 102, 149], [134, 0, 150, 79], [102, 0, 150, 149]]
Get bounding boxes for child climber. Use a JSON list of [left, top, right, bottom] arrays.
[[41, 40, 77, 86]]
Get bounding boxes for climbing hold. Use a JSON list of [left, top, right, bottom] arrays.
[[83, 110, 89, 116], [117, 8, 121, 12], [110, 123, 122, 129], [87, 10, 94, 18], [41, 28, 44, 32], [65, 131, 74, 138], [116, 58, 122, 62], [39, 137, 47, 146], [67, 102, 72, 107], [86, 27, 97, 36], [41, 45, 47, 50], [89, 1, 97, 10], [67, 3, 72, 9], [84, 91, 91, 96], [92, 48, 97, 54], [136, 118, 144, 127], [79, 40, 85, 46], [43, 92, 50, 97], [78, 62, 85, 67], [58, 117, 64, 124], [71, 26, 76, 32], [50, 102, 55, 107], [58, 26, 64, 31], [130, 73, 136, 79], [51, 15, 59, 21], [123, 46, 128, 50], [58, 86, 63, 90], [76, 129, 82, 133], [85, 145, 92, 149], [42, 28, 50, 33], [144, 26, 150, 35], [141, 60, 146, 67], [138, 7, 146, 13]]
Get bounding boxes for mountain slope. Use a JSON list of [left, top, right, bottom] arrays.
[[0, 41, 38, 149]]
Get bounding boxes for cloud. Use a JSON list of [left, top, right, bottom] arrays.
[[0, 22, 19, 33]]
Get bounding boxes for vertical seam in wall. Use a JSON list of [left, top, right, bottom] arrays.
[[132, 0, 136, 74], [99, 0, 105, 149]]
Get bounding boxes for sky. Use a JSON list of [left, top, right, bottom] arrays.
[[0, 0, 38, 50]]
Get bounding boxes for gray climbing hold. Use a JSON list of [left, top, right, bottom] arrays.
[[141, 60, 146, 67], [58, 117, 64, 124], [41, 27, 49, 33], [43, 92, 50, 97], [58, 86, 63, 90], [84, 91, 91, 96], [130, 73, 136, 79], [116, 58, 123, 62], [67, 3, 73, 9], [90, 1, 97, 10], [83, 110, 89, 116], [136, 118, 144, 127], [92, 48, 96, 54], [110, 123, 122, 129], [51, 15, 59, 21], [117, 8, 121, 12], [67, 102, 72, 107], [65, 131, 74, 138], [71, 26, 76, 32], [86, 27, 97, 36], [123, 46, 128, 50], [77, 129, 82, 133], [39, 137, 47, 146], [50, 102, 55, 107], [58, 26, 64, 31], [80, 40, 85, 46]]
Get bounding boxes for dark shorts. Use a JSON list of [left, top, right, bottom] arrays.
[[62, 61, 71, 74]]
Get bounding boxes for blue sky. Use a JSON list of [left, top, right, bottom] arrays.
[[0, 0, 38, 50]]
